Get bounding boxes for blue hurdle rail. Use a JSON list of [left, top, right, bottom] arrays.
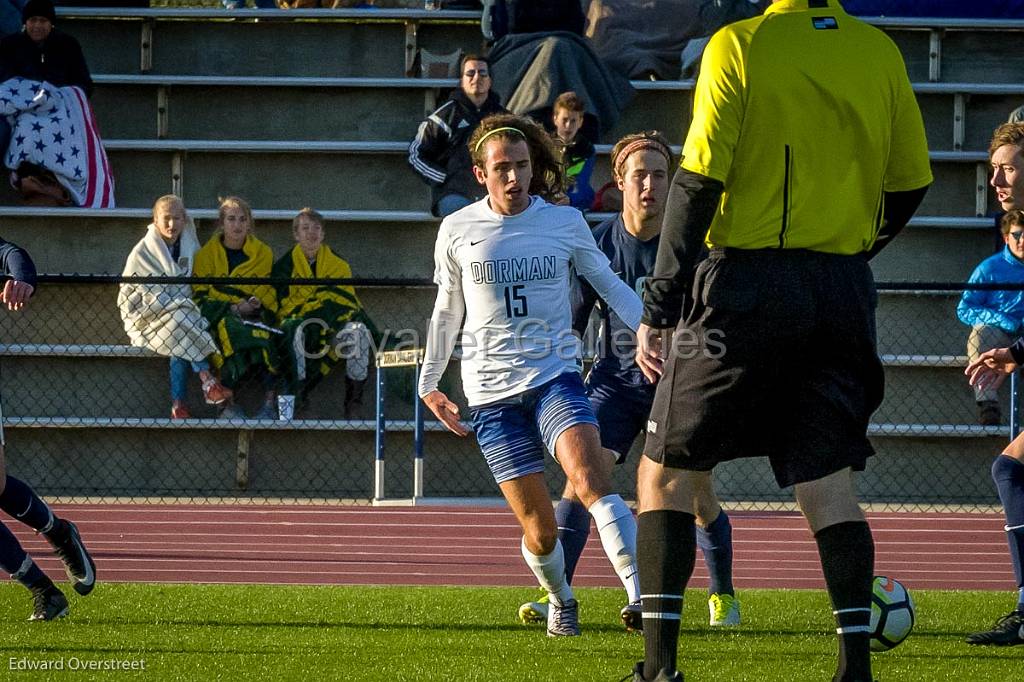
[[374, 348, 426, 504]]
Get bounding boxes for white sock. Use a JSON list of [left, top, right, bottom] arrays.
[[521, 537, 574, 606], [589, 494, 640, 603]]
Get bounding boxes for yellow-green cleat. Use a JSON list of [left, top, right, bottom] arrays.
[[517, 589, 549, 625], [708, 592, 740, 626]]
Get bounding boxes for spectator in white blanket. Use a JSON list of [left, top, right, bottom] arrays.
[[408, 54, 506, 217], [118, 195, 233, 419]]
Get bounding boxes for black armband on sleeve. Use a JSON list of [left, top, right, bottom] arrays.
[[867, 184, 930, 260], [641, 168, 723, 328]]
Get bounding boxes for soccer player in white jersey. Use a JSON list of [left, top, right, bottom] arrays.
[[418, 113, 645, 636]]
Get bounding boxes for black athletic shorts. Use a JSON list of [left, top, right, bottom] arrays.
[[643, 247, 884, 488]]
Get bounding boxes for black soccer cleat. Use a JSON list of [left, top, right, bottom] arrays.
[[46, 520, 96, 596], [965, 609, 1024, 646], [620, 662, 684, 682], [28, 585, 69, 622]]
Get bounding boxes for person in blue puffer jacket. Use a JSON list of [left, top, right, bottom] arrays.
[[958, 209, 1024, 425]]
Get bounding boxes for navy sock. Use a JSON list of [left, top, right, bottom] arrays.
[[0, 476, 54, 533], [0, 521, 47, 588], [696, 510, 734, 596], [554, 498, 590, 583], [992, 455, 1024, 602], [638, 510, 696, 681], [815, 521, 874, 682]]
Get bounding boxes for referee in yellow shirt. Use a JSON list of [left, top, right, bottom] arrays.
[[628, 2, 933, 681]]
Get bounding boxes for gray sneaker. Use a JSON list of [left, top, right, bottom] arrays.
[[547, 597, 580, 637]]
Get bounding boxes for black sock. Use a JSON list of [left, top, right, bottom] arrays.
[[638, 510, 696, 681], [815, 521, 874, 682]]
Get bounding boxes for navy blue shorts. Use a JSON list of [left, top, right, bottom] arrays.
[[469, 372, 599, 484], [586, 369, 656, 463]]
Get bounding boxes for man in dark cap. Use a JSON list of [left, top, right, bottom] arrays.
[[0, 0, 93, 96]]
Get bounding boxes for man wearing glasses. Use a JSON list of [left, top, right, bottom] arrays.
[[408, 55, 507, 218], [958, 123, 1024, 427]]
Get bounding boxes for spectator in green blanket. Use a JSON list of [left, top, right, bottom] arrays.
[[193, 196, 281, 421], [273, 208, 377, 419]]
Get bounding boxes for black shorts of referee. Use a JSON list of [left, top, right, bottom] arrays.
[[643, 247, 884, 488]]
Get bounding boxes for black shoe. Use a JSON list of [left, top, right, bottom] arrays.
[[28, 585, 69, 621], [46, 520, 96, 596], [978, 400, 1002, 426], [965, 609, 1024, 645], [344, 378, 366, 419], [621, 662, 683, 682]]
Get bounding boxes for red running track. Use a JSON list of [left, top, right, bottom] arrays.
[[8, 505, 1014, 592]]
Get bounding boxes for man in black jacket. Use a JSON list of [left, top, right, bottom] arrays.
[[408, 54, 506, 217], [0, 0, 93, 96]]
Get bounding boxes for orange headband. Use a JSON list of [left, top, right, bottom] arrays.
[[613, 139, 672, 178]]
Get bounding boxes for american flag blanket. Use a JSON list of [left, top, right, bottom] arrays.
[[0, 77, 115, 207]]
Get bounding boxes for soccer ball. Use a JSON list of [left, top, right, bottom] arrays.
[[869, 575, 915, 651]]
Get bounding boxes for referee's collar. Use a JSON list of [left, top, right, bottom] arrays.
[[766, 0, 845, 14]]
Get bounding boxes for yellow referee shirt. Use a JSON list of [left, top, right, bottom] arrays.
[[682, 0, 933, 254]]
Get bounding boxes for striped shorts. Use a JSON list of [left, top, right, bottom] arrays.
[[469, 372, 599, 484]]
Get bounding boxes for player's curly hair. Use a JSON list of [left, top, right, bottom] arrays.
[[610, 131, 674, 181], [468, 113, 565, 202], [990, 122, 1024, 156]]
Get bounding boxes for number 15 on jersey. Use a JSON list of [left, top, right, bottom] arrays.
[[504, 285, 529, 318]]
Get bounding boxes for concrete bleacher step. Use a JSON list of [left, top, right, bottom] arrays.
[[16, 141, 987, 215], [58, 8, 484, 79], [56, 9, 1024, 84], [0, 207, 993, 280], [89, 75, 1024, 156], [0, 340, 986, 425]]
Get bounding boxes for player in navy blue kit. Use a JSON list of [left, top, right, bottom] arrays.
[[0, 238, 96, 620], [517, 132, 739, 629]]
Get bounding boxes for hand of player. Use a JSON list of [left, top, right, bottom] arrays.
[[636, 323, 670, 383], [422, 390, 469, 437], [965, 346, 1018, 392], [1, 279, 34, 311]]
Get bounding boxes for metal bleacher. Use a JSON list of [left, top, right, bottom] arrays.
[[0, 7, 1020, 501]]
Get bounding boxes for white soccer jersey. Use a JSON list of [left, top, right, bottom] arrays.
[[418, 196, 643, 406]]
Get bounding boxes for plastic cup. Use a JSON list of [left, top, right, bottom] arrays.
[[277, 394, 295, 421]]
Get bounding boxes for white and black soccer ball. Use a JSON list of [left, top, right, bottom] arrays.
[[869, 575, 915, 652]]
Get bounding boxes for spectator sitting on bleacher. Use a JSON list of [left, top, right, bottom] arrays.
[[118, 195, 233, 420], [0, 0, 92, 96], [273, 208, 377, 419], [408, 54, 506, 218], [958, 209, 1024, 426], [193, 196, 281, 421], [549, 91, 595, 211]]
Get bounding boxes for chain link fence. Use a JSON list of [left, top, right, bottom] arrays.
[[0, 275, 1013, 511]]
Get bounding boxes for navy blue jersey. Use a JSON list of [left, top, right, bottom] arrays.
[[572, 215, 659, 387], [0, 238, 37, 286]]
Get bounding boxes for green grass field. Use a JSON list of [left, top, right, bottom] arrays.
[[0, 584, 1019, 681]]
